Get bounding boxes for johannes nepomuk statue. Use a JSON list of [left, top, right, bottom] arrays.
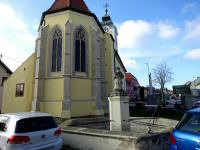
[[114, 67, 124, 91]]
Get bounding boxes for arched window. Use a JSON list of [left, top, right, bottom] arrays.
[[52, 29, 62, 72], [75, 27, 86, 72]]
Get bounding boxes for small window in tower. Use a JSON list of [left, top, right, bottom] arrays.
[[16, 83, 25, 97]]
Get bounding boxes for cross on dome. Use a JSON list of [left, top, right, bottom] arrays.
[[103, 0, 110, 15]]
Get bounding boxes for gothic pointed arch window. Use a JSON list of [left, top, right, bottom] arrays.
[[75, 26, 87, 72], [52, 29, 62, 72]]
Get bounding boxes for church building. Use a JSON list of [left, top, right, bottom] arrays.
[[2, 0, 126, 119]]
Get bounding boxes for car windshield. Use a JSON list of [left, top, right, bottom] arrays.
[[176, 113, 200, 133], [15, 116, 57, 133]]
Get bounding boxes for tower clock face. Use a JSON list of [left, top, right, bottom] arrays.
[[103, 26, 110, 32]]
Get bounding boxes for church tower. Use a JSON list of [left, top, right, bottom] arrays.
[[101, 2, 127, 90], [101, 2, 118, 50]]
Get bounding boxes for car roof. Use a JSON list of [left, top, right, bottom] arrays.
[[1, 112, 52, 120], [188, 107, 200, 113]]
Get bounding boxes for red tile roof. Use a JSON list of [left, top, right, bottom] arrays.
[[46, 0, 91, 14], [40, 0, 105, 33], [126, 73, 138, 83]]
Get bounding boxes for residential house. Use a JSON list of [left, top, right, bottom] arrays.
[[126, 73, 140, 102], [0, 60, 12, 111]]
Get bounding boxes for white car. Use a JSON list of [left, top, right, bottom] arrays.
[[0, 112, 62, 150]]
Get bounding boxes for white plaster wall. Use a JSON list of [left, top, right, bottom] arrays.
[[62, 132, 136, 150], [109, 96, 130, 131], [61, 129, 170, 150], [0, 65, 11, 111]]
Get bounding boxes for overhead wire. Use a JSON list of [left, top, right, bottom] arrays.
[[0, 53, 23, 63]]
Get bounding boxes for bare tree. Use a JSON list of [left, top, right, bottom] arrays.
[[153, 62, 173, 105]]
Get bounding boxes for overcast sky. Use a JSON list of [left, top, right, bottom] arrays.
[[0, 0, 200, 89]]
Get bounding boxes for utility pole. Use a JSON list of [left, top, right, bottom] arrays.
[[146, 63, 152, 95], [146, 63, 150, 77]]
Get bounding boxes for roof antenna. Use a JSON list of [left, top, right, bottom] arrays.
[[0, 54, 2, 60], [103, 0, 109, 15]]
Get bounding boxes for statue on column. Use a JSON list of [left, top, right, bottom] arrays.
[[112, 67, 127, 96], [114, 67, 124, 91]]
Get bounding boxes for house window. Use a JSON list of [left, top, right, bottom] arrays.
[[52, 29, 62, 72], [75, 27, 86, 72], [1, 77, 8, 86], [16, 83, 24, 97]]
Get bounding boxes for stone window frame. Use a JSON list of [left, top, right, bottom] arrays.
[[52, 28, 62, 72], [15, 83, 25, 97], [73, 25, 89, 77], [48, 25, 64, 77]]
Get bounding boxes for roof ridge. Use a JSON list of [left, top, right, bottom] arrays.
[[46, 0, 91, 14], [0, 59, 12, 74]]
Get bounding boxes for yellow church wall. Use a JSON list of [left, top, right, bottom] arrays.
[[71, 101, 96, 117], [40, 101, 62, 117], [43, 78, 64, 101], [2, 53, 36, 113], [40, 12, 67, 117], [40, 78, 64, 117], [44, 13, 69, 78], [68, 12, 106, 117], [44, 11, 104, 117], [71, 78, 92, 100], [71, 78, 94, 117], [69, 11, 104, 40], [45, 10, 104, 79], [69, 11, 104, 79], [45, 12, 70, 29]]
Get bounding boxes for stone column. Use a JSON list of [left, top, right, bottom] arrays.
[[108, 93, 130, 131], [32, 25, 48, 111], [62, 20, 73, 119], [91, 29, 104, 115], [100, 38, 108, 112]]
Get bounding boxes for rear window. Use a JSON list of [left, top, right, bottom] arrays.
[[176, 113, 200, 133], [15, 116, 58, 133]]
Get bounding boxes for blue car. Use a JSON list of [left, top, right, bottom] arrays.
[[170, 107, 200, 150]]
